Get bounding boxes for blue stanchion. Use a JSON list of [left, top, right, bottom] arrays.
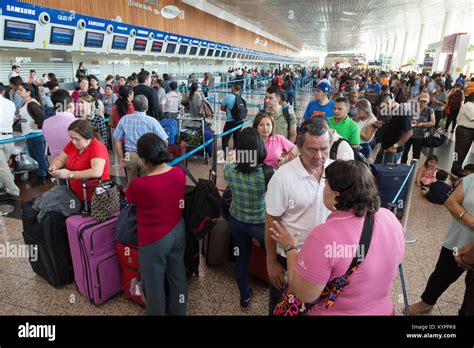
[[390, 163, 415, 205], [0, 132, 44, 144]]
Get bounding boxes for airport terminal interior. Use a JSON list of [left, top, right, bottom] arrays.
[[0, 0, 474, 317]]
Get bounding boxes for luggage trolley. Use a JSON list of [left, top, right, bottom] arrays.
[[177, 114, 210, 164]]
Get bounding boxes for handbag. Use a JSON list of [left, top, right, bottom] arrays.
[[115, 201, 138, 245], [273, 212, 374, 316], [14, 153, 39, 172], [423, 127, 445, 148], [202, 95, 214, 118], [90, 180, 120, 222]]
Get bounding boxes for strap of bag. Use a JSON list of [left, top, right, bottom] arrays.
[[262, 165, 274, 189], [346, 212, 374, 273], [178, 163, 198, 186], [329, 138, 344, 160]]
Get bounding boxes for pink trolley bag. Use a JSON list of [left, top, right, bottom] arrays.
[[66, 180, 122, 305]]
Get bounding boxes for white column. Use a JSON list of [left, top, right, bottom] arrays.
[[416, 24, 428, 64], [400, 31, 410, 66], [440, 11, 456, 42]]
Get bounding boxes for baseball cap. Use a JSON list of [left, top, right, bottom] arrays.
[[419, 93, 430, 102], [316, 81, 331, 95]]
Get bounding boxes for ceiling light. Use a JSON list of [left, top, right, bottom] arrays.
[[342, 11, 356, 16]]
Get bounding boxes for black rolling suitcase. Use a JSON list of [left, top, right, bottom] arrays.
[[21, 201, 74, 288]]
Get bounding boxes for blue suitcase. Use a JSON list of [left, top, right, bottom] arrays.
[[371, 163, 411, 213]]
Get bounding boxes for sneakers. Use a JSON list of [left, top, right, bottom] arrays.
[[240, 288, 253, 308]]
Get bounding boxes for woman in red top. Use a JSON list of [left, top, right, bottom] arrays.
[[126, 133, 186, 316], [445, 83, 465, 133], [48, 120, 110, 202], [110, 85, 134, 128]]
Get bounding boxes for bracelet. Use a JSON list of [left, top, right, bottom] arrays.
[[459, 211, 466, 220]]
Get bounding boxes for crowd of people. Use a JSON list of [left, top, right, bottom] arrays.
[[0, 62, 473, 316]]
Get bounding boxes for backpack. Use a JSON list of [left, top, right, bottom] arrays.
[[329, 138, 369, 167], [180, 165, 222, 240], [222, 165, 274, 221], [160, 118, 179, 145], [230, 94, 248, 121], [282, 106, 293, 134]]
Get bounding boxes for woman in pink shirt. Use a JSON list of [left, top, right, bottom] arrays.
[[270, 160, 405, 315], [253, 112, 294, 169]]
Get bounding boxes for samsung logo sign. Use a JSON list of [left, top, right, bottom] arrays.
[[6, 5, 36, 16], [117, 26, 128, 31], [87, 20, 105, 28], [138, 30, 148, 35]]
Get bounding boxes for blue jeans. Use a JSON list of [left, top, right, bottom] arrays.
[[286, 91, 295, 108], [375, 145, 404, 164], [27, 135, 48, 177], [360, 142, 372, 159], [229, 215, 265, 301]]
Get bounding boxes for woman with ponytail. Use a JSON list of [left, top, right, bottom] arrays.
[[17, 83, 49, 185], [125, 133, 187, 316]]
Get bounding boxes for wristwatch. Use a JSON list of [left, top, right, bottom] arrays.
[[68, 171, 75, 179], [393, 143, 399, 149], [284, 244, 297, 255]]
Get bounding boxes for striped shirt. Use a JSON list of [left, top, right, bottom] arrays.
[[161, 91, 182, 113], [224, 162, 266, 224], [113, 111, 168, 152]]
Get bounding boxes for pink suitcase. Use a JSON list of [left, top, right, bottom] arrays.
[[66, 212, 122, 305]]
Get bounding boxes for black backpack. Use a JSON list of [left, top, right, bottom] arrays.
[[230, 93, 248, 121], [330, 138, 369, 167]]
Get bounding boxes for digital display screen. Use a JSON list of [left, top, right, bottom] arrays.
[[4, 20, 36, 42], [189, 46, 198, 55], [50, 26, 74, 46], [232, 53, 237, 59], [199, 48, 207, 56], [214, 50, 221, 57], [166, 43, 177, 54], [84, 31, 104, 48], [112, 35, 128, 50], [133, 38, 148, 51], [237, 53, 242, 59], [207, 49, 214, 57], [226, 51, 232, 58], [178, 45, 188, 55], [221, 50, 227, 58], [151, 41, 163, 53]]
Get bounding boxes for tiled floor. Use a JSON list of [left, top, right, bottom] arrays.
[[0, 85, 471, 316]]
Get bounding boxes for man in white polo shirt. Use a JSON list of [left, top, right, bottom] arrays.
[[265, 119, 333, 314], [0, 83, 20, 200]]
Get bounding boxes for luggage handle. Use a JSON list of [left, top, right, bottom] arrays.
[[81, 178, 102, 213]]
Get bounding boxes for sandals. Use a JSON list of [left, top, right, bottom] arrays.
[[402, 303, 434, 315]]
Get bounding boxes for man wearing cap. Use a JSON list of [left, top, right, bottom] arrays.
[[303, 80, 334, 120]]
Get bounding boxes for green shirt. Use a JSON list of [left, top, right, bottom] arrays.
[[223, 162, 266, 224], [327, 116, 361, 145], [272, 106, 296, 139]]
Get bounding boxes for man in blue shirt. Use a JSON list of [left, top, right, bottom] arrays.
[[303, 81, 334, 120], [220, 83, 244, 159], [114, 95, 168, 183], [367, 78, 382, 94]]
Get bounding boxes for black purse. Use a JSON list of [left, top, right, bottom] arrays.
[[115, 201, 138, 245]]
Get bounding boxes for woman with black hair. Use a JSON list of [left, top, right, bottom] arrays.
[[110, 85, 134, 128], [17, 83, 49, 185], [270, 160, 405, 315], [187, 82, 205, 118], [125, 133, 187, 316], [223, 127, 274, 308]]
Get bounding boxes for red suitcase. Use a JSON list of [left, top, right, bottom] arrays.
[[248, 242, 270, 284], [116, 242, 146, 307]]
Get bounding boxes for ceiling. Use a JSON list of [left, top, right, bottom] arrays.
[[204, 0, 474, 53]]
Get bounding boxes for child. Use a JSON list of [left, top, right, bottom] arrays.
[[422, 170, 451, 205], [416, 155, 440, 188]]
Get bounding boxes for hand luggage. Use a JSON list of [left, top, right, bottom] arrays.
[[160, 118, 179, 145], [66, 211, 122, 305], [248, 242, 269, 284], [21, 201, 74, 288], [371, 163, 411, 213], [202, 217, 230, 267], [168, 141, 187, 165], [116, 242, 146, 306]]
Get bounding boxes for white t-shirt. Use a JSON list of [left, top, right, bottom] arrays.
[[0, 96, 15, 134], [266, 156, 333, 257], [357, 116, 378, 144]]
